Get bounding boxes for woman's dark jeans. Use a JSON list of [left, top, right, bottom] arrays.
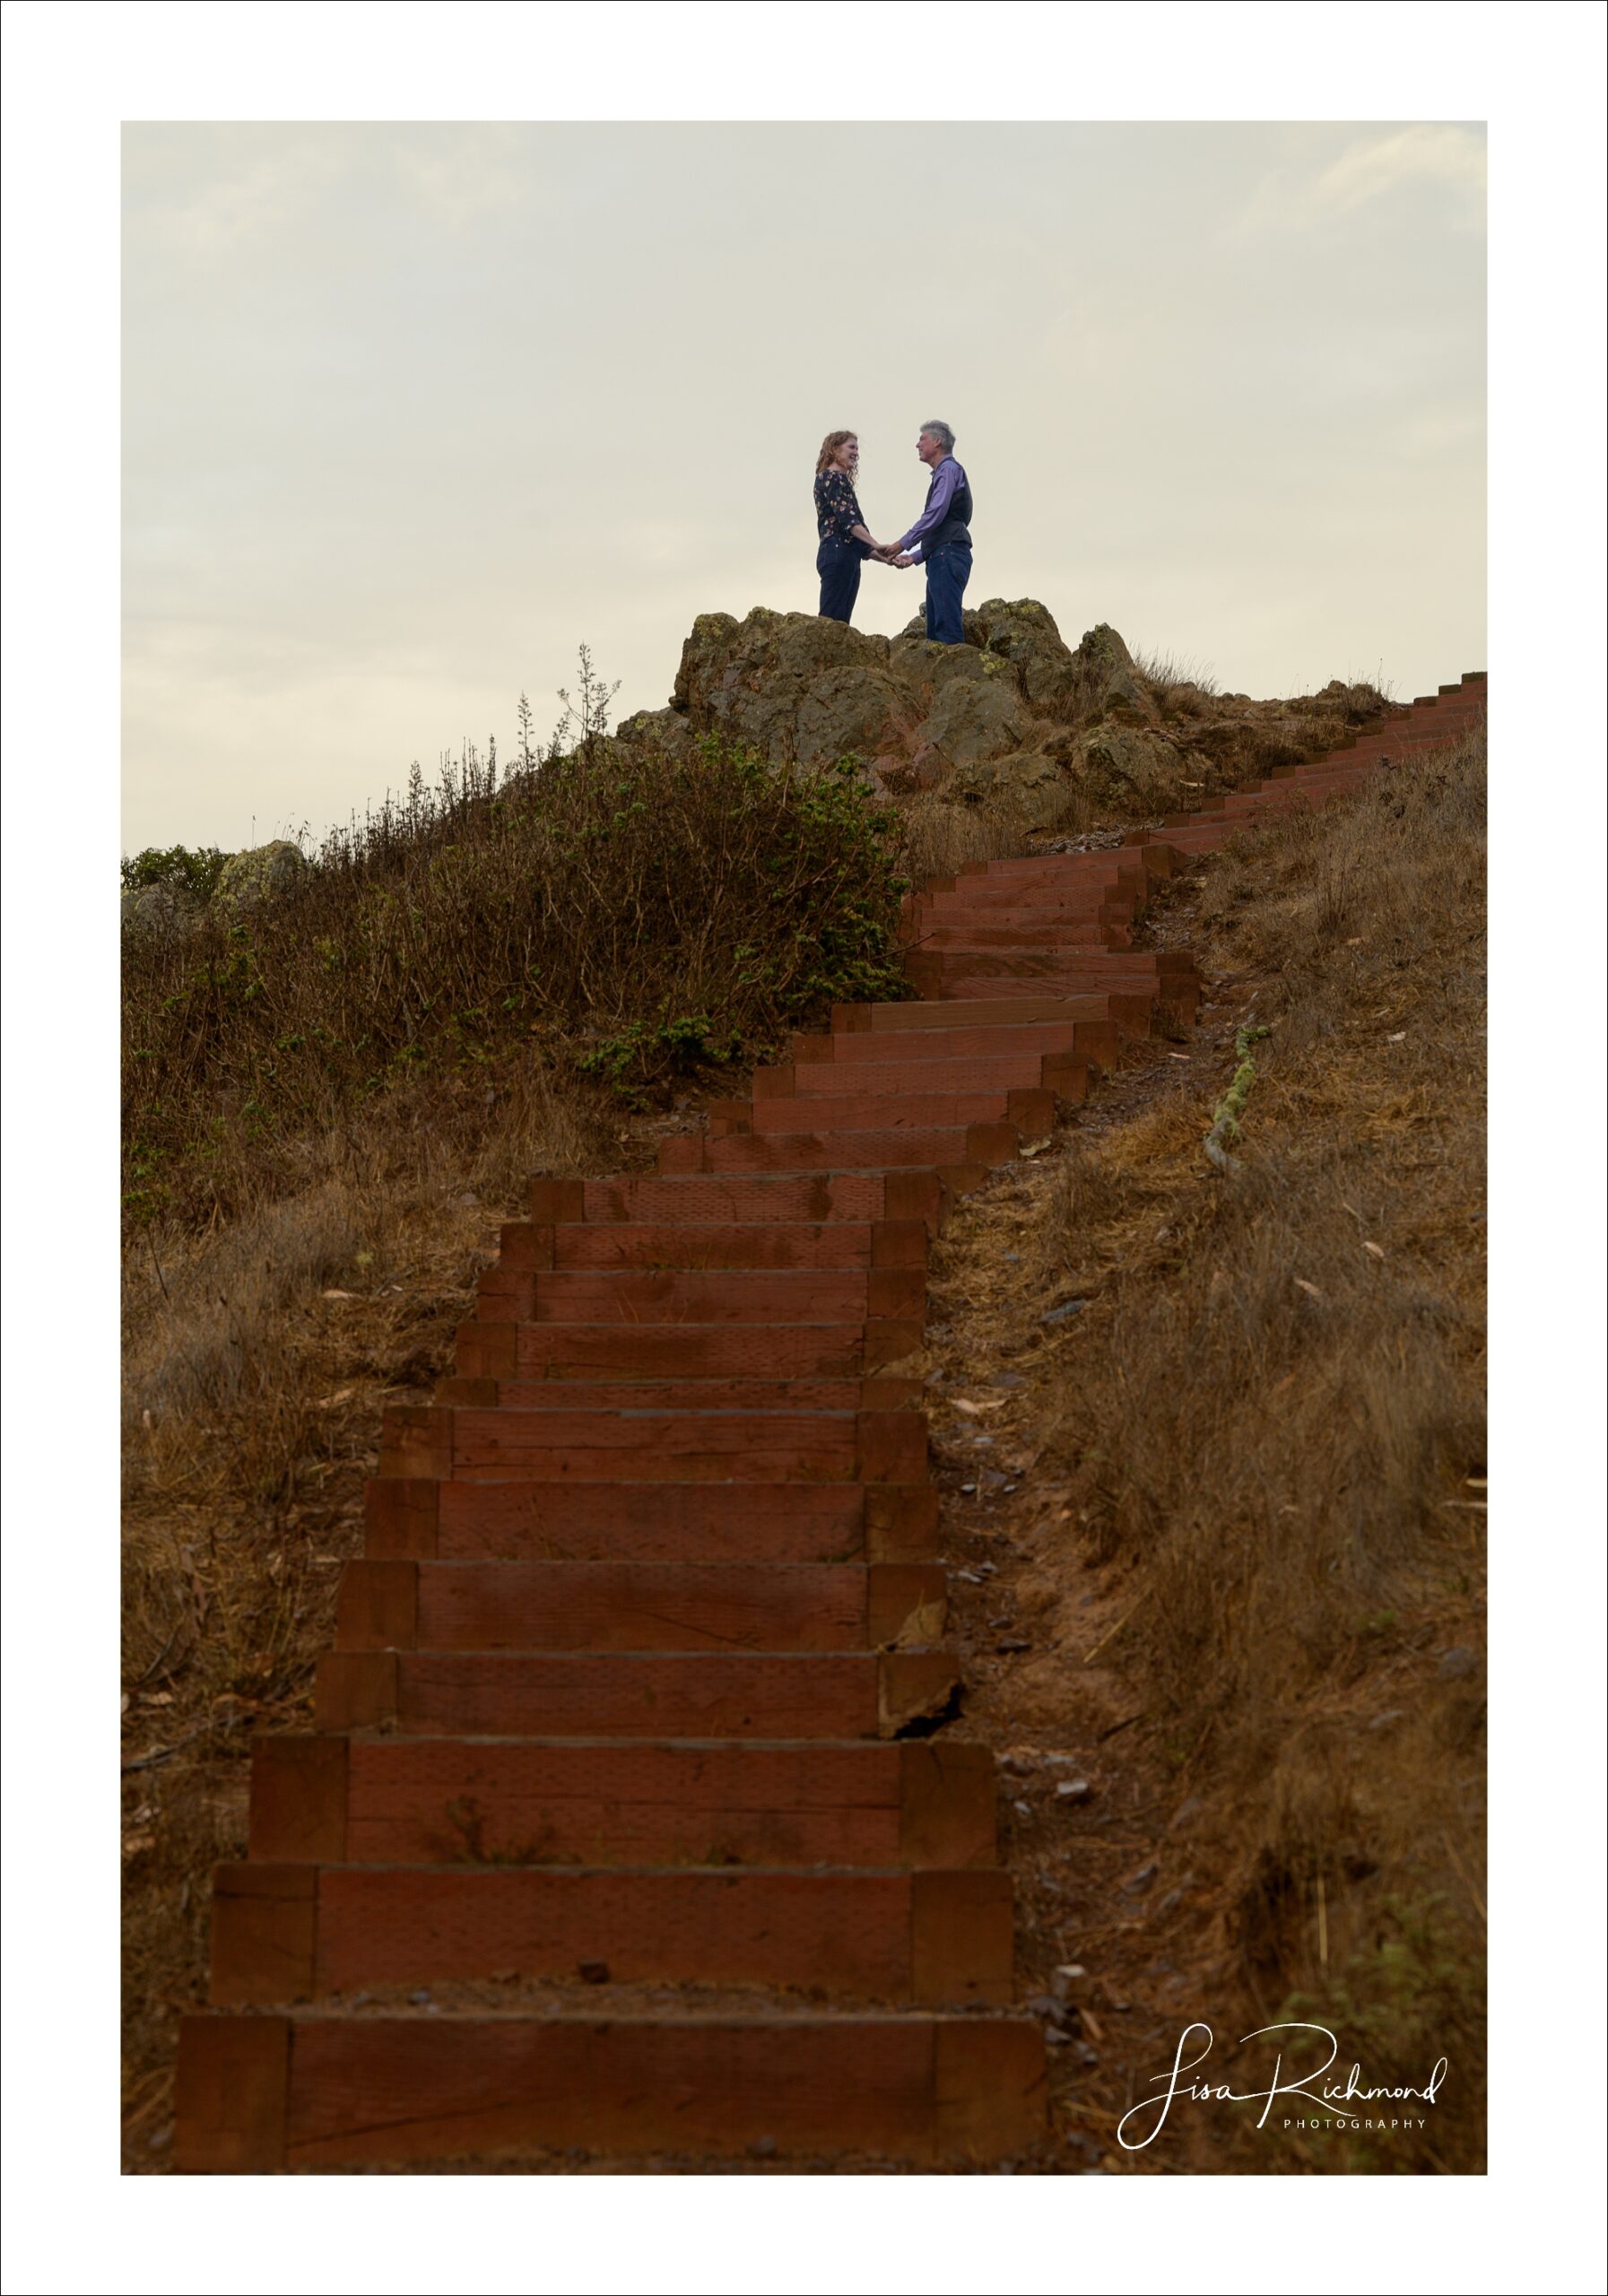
[[817, 537, 862, 624], [924, 544, 972, 644]]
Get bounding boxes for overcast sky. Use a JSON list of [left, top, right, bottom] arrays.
[[122, 121, 1485, 856]]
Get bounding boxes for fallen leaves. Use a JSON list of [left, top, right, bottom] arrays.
[[1294, 1278, 1324, 1299]]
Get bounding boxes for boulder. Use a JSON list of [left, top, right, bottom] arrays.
[[215, 839, 308, 913], [120, 881, 195, 938], [616, 706, 697, 760], [1076, 725, 1188, 809], [1065, 623, 1158, 727], [945, 751, 1071, 832], [887, 631, 1023, 710], [913, 665, 1034, 769], [670, 611, 743, 712], [966, 598, 1082, 716], [793, 666, 916, 766], [672, 609, 896, 761]]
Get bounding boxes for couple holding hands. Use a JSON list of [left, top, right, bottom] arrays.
[[813, 421, 973, 644]]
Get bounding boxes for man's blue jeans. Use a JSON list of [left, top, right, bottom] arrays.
[[924, 544, 972, 644]]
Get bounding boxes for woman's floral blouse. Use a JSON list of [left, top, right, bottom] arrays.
[[814, 465, 868, 552]]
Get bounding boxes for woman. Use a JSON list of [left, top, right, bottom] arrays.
[[813, 430, 886, 625]]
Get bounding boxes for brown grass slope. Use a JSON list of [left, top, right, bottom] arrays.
[[922, 725, 1485, 2173]]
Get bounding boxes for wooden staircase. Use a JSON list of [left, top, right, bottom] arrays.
[[173, 672, 1486, 2170]]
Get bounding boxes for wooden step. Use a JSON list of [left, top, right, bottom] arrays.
[[909, 899, 1134, 935], [312, 1647, 962, 1740], [903, 948, 1186, 987], [206, 1860, 1015, 2006], [248, 1735, 999, 1869], [909, 901, 1141, 935], [974, 845, 1177, 883], [367, 1474, 938, 1564], [764, 1053, 1087, 1101], [475, 1266, 925, 1326], [795, 1017, 1119, 1067], [456, 1321, 915, 1385], [912, 918, 1128, 951], [528, 1171, 946, 1228], [378, 1403, 927, 1486], [175, 2009, 1047, 2170], [917, 961, 1199, 1015], [676, 1121, 1022, 1173], [439, 1376, 921, 1414], [834, 990, 1155, 1035], [718, 1087, 1057, 1136], [498, 1219, 927, 1272], [333, 1560, 949, 1653]]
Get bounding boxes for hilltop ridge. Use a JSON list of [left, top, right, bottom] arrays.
[[618, 601, 1394, 829]]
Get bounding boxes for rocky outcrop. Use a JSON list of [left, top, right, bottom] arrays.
[[645, 601, 1218, 830], [944, 751, 1071, 831], [121, 880, 197, 939], [1074, 725, 1188, 808], [215, 839, 308, 912], [1061, 622, 1157, 726], [960, 598, 1083, 716], [667, 612, 916, 766], [122, 839, 309, 939], [630, 596, 1394, 837]]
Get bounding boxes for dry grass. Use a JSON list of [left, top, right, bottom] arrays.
[[892, 783, 1100, 884], [1028, 729, 1486, 2170], [893, 790, 1040, 881], [1131, 644, 1221, 697], [918, 726, 1486, 2173]]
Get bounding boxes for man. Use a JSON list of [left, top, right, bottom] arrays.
[[881, 421, 973, 644]]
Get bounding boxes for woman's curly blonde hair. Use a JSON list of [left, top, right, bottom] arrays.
[[815, 430, 858, 477]]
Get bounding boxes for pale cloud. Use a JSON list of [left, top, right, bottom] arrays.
[[1222, 121, 1486, 244], [382, 124, 547, 227], [120, 126, 350, 262], [1315, 124, 1487, 216]]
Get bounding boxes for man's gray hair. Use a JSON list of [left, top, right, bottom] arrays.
[[920, 420, 956, 452]]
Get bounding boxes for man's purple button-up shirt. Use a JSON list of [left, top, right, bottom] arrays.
[[900, 456, 968, 560]]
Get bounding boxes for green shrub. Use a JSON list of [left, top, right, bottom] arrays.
[[120, 843, 229, 902], [122, 726, 911, 1224]]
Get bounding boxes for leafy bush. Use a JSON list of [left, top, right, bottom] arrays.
[[121, 724, 911, 1223], [120, 843, 229, 902]]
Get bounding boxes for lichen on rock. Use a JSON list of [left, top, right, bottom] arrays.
[[215, 839, 309, 914], [944, 750, 1071, 832]]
